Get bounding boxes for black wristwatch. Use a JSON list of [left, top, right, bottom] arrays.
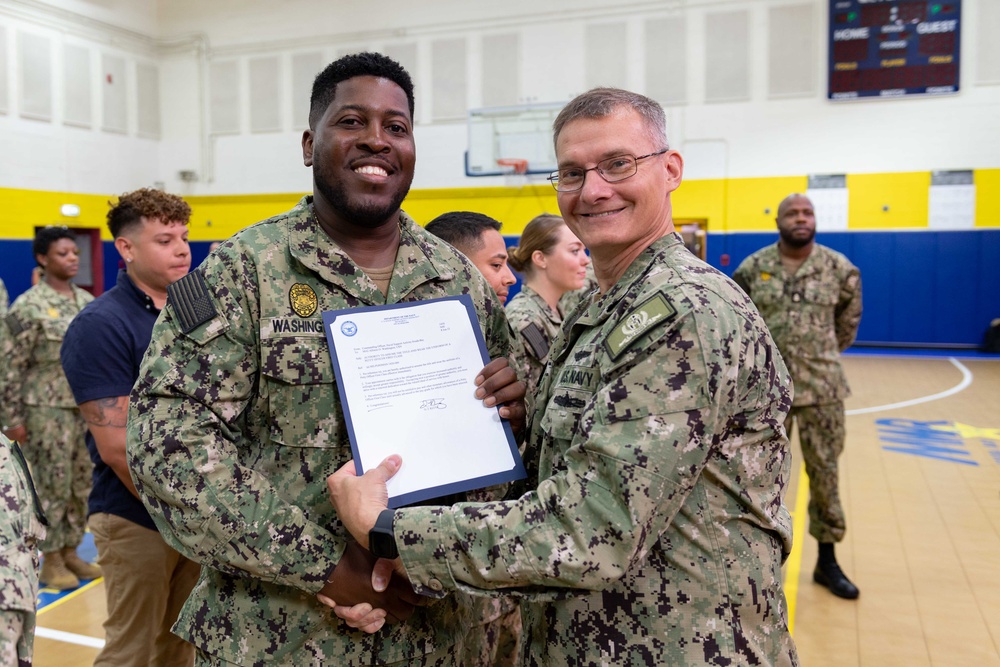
[[368, 509, 398, 559]]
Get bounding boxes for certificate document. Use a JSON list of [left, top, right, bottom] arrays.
[[323, 294, 526, 507]]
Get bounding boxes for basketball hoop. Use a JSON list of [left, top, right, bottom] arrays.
[[496, 158, 529, 175], [496, 158, 529, 188]]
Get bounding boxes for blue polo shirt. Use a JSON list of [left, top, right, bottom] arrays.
[[61, 270, 159, 530]]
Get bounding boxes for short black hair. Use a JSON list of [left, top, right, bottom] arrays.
[[33, 226, 76, 264], [425, 212, 502, 255], [309, 52, 415, 128]]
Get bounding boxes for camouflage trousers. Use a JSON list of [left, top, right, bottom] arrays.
[[462, 602, 522, 667], [21, 405, 91, 553], [785, 402, 847, 543], [0, 609, 34, 667], [194, 644, 460, 666]]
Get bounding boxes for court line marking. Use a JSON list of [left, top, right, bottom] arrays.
[[34, 626, 106, 649], [787, 356, 974, 635], [845, 358, 972, 416], [784, 462, 809, 637], [36, 577, 103, 615]]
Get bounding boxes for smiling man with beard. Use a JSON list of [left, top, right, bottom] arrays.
[[126, 52, 524, 666]]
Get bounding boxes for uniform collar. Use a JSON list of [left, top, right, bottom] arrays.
[[519, 284, 562, 324], [288, 196, 453, 306], [36, 278, 87, 307], [770, 241, 822, 278], [551, 232, 681, 361]]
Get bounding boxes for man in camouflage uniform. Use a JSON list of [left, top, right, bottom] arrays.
[[127, 53, 523, 666], [0, 431, 47, 667], [733, 193, 863, 600], [329, 88, 799, 666], [1, 227, 97, 591]]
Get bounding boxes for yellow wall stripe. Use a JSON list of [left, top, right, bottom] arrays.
[[2, 169, 997, 241], [847, 172, 931, 229], [975, 169, 1000, 228]]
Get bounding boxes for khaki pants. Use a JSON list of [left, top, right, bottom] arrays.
[[89, 512, 200, 667]]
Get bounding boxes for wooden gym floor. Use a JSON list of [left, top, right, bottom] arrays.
[[31, 352, 1000, 666]]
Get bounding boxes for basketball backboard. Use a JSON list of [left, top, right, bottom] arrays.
[[465, 103, 564, 177]]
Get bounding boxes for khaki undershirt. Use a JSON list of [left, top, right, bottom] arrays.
[[780, 253, 807, 277], [359, 264, 393, 299]]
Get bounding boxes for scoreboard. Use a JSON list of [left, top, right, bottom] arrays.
[[829, 0, 961, 100]]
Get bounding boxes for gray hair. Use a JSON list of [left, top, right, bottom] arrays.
[[553, 87, 668, 151]]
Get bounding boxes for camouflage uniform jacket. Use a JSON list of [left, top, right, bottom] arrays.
[[505, 284, 563, 399], [0, 433, 47, 612], [395, 233, 799, 666], [733, 242, 862, 407], [1, 282, 93, 426], [127, 197, 512, 665], [0, 278, 8, 316]]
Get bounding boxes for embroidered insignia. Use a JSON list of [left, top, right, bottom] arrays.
[[167, 271, 218, 334], [604, 293, 676, 360], [4, 313, 26, 337], [289, 283, 318, 318], [520, 322, 550, 360], [555, 364, 600, 393], [761, 272, 771, 281]]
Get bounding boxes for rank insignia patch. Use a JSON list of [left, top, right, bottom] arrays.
[[289, 283, 318, 318], [605, 293, 676, 360]]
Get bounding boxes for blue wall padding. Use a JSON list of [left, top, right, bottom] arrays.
[[3, 230, 998, 348], [1, 241, 36, 301], [710, 230, 1000, 347]]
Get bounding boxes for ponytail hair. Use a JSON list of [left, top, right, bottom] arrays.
[[508, 214, 565, 276]]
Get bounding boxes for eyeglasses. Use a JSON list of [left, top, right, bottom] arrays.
[[547, 149, 668, 192]]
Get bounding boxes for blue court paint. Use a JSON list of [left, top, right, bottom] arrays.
[[876, 419, 1000, 466]]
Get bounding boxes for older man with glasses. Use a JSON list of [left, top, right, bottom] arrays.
[[329, 87, 799, 666]]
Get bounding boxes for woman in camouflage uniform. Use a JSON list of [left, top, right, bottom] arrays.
[[506, 214, 590, 396], [1, 227, 98, 591]]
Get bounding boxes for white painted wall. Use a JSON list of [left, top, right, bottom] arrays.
[[0, 0, 997, 197]]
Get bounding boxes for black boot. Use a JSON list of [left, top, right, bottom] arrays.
[[813, 542, 859, 599]]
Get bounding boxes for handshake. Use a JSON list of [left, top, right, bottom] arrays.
[[316, 541, 427, 632]]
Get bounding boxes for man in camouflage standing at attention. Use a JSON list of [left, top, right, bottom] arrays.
[[126, 52, 524, 665], [329, 87, 799, 666], [733, 193, 863, 600]]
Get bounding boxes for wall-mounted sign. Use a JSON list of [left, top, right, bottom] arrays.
[[829, 1, 961, 100]]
